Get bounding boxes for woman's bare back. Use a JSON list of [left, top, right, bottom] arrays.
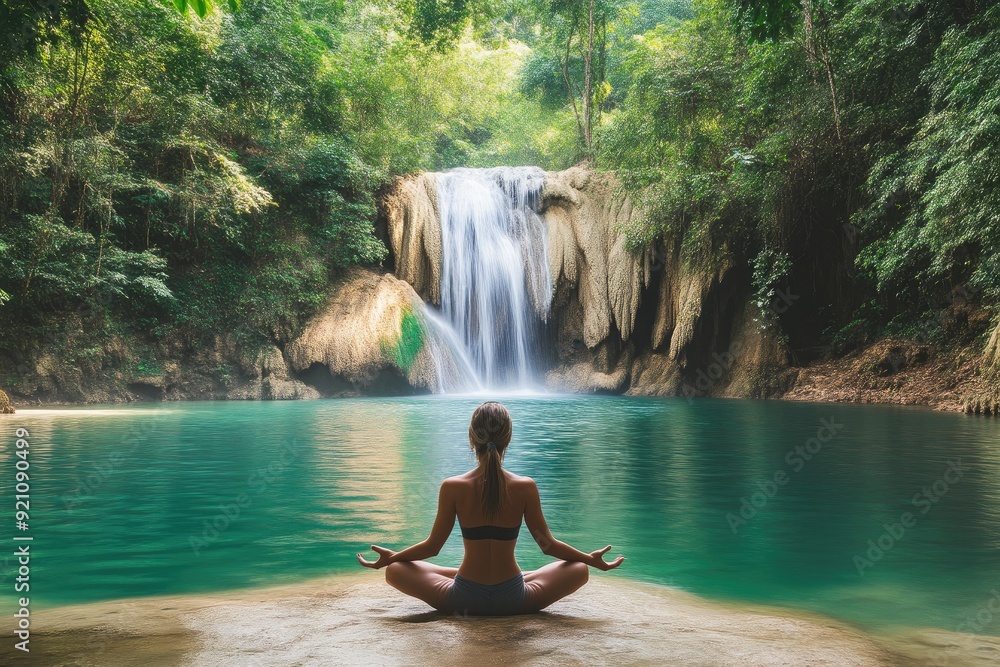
[[359, 400, 623, 614], [450, 469, 532, 584]]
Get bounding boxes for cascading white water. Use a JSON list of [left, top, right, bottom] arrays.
[[424, 167, 553, 391], [420, 306, 485, 393]]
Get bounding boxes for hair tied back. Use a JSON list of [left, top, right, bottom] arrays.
[[469, 401, 512, 521]]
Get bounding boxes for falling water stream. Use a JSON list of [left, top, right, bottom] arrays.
[[421, 167, 552, 392]]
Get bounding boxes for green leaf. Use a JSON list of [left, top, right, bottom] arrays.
[[228, 0, 241, 11], [173, 0, 187, 12], [192, 0, 209, 18]]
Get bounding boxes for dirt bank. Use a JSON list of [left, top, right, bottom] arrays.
[[783, 339, 999, 414]]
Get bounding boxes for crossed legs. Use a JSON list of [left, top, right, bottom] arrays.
[[384, 560, 589, 614], [522, 560, 589, 611], [384, 560, 457, 612]]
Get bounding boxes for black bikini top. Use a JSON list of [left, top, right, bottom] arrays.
[[460, 521, 521, 541]]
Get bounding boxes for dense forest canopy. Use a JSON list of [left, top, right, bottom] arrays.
[[1, 0, 997, 384]]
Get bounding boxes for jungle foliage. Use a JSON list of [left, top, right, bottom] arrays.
[[600, 0, 1000, 352], [1, 0, 997, 373]]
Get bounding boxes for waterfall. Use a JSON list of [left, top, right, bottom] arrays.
[[425, 167, 553, 392], [420, 306, 484, 393]]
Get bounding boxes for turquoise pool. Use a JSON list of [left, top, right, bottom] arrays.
[[4, 396, 1000, 636]]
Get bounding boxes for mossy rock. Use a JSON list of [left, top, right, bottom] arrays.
[[0, 389, 14, 414], [378, 304, 425, 373]]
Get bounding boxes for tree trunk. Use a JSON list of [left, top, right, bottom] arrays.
[[562, 31, 585, 145], [583, 0, 595, 152]]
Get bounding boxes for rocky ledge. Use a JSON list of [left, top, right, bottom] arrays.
[[15, 573, 995, 667]]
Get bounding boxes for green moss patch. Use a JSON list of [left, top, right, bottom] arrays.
[[379, 305, 425, 373]]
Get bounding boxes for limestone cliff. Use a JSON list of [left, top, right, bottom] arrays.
[[542, 166, 649, 349], [285, 268, 441, 395], [382, 174, 442, 306], [0, 389, 14, 414]]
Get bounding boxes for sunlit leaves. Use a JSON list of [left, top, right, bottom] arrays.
[[171, 0, 241, 19], [600, 5, 743, 254], [0, 0, 387, 349]]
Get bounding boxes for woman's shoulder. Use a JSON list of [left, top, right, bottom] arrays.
[[441, 470, 536, 488], [443, 472, 474, 485], [505, 471, 536, 487]]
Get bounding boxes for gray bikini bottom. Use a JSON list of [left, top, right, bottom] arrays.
[[448, 572, 532, 616]]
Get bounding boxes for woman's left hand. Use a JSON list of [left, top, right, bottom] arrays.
[[357, 545, 395, 569], [588, 545, 625, 571]]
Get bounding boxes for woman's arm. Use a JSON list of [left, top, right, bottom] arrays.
[[358, 481, 456, 569], [523, 478, 624, 571]]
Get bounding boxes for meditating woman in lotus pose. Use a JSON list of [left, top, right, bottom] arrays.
[[357, 400, 625, 615]]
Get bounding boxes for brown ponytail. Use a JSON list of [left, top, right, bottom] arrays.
[[468, 401, 512, 521]]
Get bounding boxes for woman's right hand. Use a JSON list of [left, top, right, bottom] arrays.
[[589, 545, 625, 571], [357, 545, 395, 569]]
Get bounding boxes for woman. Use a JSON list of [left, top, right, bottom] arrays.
[[357, 400, 625, 615]]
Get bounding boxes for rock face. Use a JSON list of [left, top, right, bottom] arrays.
[[285, 268, 440, 395], [380, 163, 794, 398], [382, 173, 442, 306], [0, 389, 13, 414], [542, 166, 648, 349], [987, 320, 1000, 372], [957, 320, 1000, 415], [541, 166, 794, 397], [226, 345, 320, 401], [22, 573, 917, 667]]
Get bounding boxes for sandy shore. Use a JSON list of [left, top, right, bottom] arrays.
[[8, 407, 171, 416], [5, 573, 998, 666]]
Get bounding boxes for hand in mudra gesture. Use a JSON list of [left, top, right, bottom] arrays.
[[357, 545, 395, 569], [589, 545, 625, 571]]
